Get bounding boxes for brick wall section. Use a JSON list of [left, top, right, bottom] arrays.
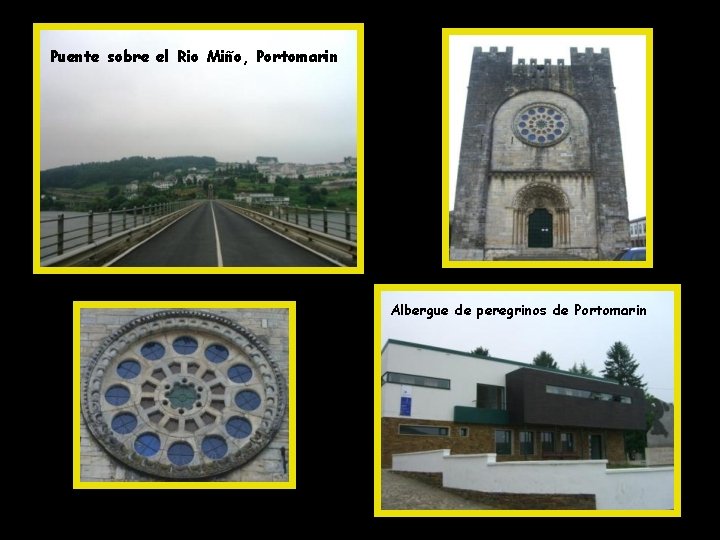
[[382, 417, 626, 468], [442, 487, 596, 510], [80, 308, 289, 482]]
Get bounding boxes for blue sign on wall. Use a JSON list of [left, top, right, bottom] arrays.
[[400, 396, 412, 416]]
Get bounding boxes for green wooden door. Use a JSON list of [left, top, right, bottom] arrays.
[[528, 208, 553, 248]]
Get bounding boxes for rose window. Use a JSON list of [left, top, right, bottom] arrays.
[[81, 311, 286, 479], [513, 104, 570, 146]]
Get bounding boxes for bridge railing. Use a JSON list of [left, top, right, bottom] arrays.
[[222, 200, 357, 242], [40, 200, 198, 260]]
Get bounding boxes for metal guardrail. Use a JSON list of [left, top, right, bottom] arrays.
[[222, 200, 357, 242], [217, 201, 356, 265], [41, 201, 202, 266], [40, 200, 198, 260]]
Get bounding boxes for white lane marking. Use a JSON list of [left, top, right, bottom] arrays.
[[103, 204, 201, 267], [215, 201, 344, 267], [210, 201, 224, 267]]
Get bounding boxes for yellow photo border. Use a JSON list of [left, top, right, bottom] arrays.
[[73, 300, 296, 489], [442, 28, 653, 268], [374, 284, 680, 517], [34, 23, 364, 274]]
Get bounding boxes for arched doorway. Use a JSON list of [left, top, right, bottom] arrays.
[[528, 209, 553, 247], [511, 183, 570, 248]]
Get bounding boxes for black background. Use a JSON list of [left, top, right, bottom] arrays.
[[29, 7, 694, 527]]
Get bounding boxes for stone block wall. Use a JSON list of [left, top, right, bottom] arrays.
[[381, 416, 626, 468], [79, 308, 289, 482]]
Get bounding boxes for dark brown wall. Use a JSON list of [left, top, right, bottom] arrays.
[[506, 368, 646, 430]]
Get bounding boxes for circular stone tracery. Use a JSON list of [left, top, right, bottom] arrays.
[[81, 310, 287, 479], [513, 103, 570, 147]]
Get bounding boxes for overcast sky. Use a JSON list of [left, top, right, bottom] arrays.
[[40, 30, 357, 169], [382, 290, 674, 402], [449, 34, 648, 219]]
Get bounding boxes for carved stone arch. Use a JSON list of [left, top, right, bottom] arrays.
[[511, 182, 571, 246], [512, 181, 570, 209]]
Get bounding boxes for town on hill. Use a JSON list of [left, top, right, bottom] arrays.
[[40, 155, 357, 212]]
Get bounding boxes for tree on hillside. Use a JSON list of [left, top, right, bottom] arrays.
[[602, 342, 646, 389], [533, 351, 558, 369], [470, 346, 490, 358], [569, 361, 594, 376]]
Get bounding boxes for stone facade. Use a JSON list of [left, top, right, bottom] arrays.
[[451, 47, 629, 260], [381, 417, 625, 469], [79, 308, 289, 482]]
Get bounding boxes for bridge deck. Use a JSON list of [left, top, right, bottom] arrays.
[[110, 201, 334, 267]]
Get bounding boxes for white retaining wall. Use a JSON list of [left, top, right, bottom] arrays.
[[392, 450, 673, 510]]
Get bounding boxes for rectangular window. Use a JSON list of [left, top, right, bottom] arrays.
[[546, 384, 631, 404], [383, 372, 450, 390], [477, 383, 506, 410], [561, 432, 574, 453], [495, 429, 512, 455], [541, 431, 555, 453], [519, 431, 534, 455], [398, 425, 449, 436], [459, 427, 469, 437]]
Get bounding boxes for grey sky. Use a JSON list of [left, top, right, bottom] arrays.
[[382, 290, 674, 402], [40, 30, 357, 169], [450, 34, 648, 219]]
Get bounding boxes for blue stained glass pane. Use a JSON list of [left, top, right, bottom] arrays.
[[521, 114, 529, 120], [554, 114, 561, 120], [519, 122, 526, 128], [548, 134, 555, 141], [205, 344, 229, 363], [134, 433, 160, 456], [528, 134, 536, 141], [202, 435, 228, 459], [105, 385, 130, 406], [117, 360, 141, 379], [521, 129, 529, 136], [235, 390, 261, 411], [538, 136, 546, 143], [538, 107, 545, 113], [168, 442, 194, 466], [141, 342, 165, 361], [528, 109, 536, 115], [547, 109, 555, 115], [111, 412, 138, 434], [173, 336, 198, 355], [556, 121, 564, 128], [226, 416, 253, 439], [228, 364, 252, 383], [554, 129, 562, 135]]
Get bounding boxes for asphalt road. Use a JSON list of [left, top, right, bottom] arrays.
[[111, 201, 334, 267]]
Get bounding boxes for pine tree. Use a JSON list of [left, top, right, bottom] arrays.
[[470, 346, 490, 358], [569, 361, 594, 376], [602, 342, 645, 389], [533, 351, 558, 369]]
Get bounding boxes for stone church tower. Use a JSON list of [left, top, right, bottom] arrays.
[[451, 47, 630, 260]]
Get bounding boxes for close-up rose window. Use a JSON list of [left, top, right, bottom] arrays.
[[81, 310, 286, 479]]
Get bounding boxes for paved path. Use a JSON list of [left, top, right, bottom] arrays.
[[111, 201, 334, 267], [381, 470, 493, 510]]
